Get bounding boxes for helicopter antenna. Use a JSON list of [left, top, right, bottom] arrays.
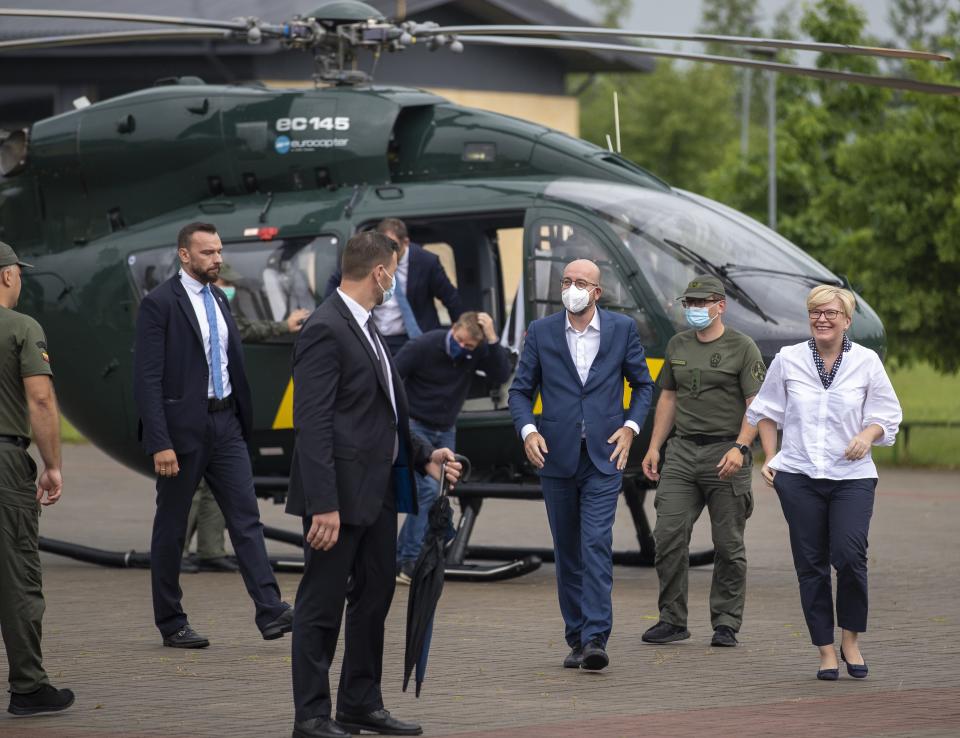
[[613, 91, 622, 154], [605, 134, 614, 152]]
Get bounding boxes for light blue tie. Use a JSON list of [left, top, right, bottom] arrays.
[[393, 273, 422, 338], [202, 285, 225, 399]]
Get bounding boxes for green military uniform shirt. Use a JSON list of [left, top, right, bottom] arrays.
[[657, 327, 765, 436], [0, 306, 53, 438]]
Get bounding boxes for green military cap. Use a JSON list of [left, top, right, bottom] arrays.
[[681, 275, 725, 299], [0, 240, 33, 269], [217, 262, 243, 284]]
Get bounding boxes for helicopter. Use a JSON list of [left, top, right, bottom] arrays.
[[1, 1, 955, 577]]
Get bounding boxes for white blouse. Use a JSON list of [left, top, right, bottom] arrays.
[[747, 341, 902, 480]]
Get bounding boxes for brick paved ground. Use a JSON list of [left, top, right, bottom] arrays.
[[2, 444, 958, 737]]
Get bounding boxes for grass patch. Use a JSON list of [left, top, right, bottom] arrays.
[[873, 363, 959, 469]]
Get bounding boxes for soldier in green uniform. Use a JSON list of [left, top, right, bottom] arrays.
[[641, 275, 766, 648], [0, 241, 74, 715], [181, 263, 310, 573]]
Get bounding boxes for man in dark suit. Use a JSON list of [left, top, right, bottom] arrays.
[[324, 218, 462, 354], [288, 231, 460, 738], [509, 259, 654, 672], [133, 222, 293, 648]]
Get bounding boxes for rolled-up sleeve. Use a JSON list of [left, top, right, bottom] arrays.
[[746, 353, 786, 428], [862, 354, 902, 446]]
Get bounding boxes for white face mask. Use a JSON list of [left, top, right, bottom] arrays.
[[562, 284, 592, 314]]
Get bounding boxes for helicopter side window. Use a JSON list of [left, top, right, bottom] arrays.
[[127, 235, 337, 342], [529, 220, 658, 344]]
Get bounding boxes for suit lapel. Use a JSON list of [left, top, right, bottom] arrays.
[[585, 309, 614, 388], [553, 313, 583, 387], [171, 275, 203, 346], [332, 292, 392, 401]]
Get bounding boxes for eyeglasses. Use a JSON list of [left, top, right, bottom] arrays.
[[560, 278, 598, 290], [808, 309, 843, 321], [681, 298, 721, 309]]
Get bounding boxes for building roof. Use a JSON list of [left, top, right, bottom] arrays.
[[0, 0, 653, 73]]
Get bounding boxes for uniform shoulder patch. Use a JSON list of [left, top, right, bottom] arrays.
[[751, 360, 766, 382]]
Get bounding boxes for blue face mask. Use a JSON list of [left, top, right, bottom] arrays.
[[684, 306, 716, 330], [377, 268, 396, 305], [221, 286, 236, 302], [447, 331, 467, 360]]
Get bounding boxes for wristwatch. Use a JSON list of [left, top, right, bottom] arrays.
[[734, 443, 750, 456]]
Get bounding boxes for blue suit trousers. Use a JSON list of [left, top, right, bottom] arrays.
[[540, 444, 622, 648]]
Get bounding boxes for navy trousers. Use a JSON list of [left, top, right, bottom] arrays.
[[151, 407, 287, 637], [540, 444, 622, 648], [773, 471, 876, 646]]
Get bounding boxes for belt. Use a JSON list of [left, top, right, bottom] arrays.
[[207, 395, 235, 413], [0, 434, 29, 449], [678, 433, 738, 446]]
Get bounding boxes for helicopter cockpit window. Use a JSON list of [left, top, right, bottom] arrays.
[[128, 235, 338, 341], [544, 179, 841, 335], [529, 220, 658, 344]]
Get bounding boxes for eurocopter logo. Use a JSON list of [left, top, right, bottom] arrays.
[[275, 135, 291, 154]]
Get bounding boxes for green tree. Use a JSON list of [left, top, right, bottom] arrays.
[[888, 0, 947, 49], [591, 0, 632, 28]]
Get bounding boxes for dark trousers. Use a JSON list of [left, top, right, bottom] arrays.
[[773, 471, 876, 646], [540, 445, 622, 649], [292, 496, 397, 721], [151, 408, 286, 637]]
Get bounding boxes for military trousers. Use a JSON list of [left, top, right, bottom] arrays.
[[0, 445, 50, 694], [653, 437, 754, 631], [183, 479, 227, 560]]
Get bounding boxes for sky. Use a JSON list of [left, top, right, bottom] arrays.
[[560, 0, 898, 40]]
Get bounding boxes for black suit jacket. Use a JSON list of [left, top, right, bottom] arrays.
[[324, 243, 463, 332], [133, 274, 253, 455], [286, 291, 432, 526]]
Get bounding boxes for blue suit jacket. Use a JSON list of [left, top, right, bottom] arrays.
[[133, 274, 253, 456], [325, 243, 463, 331], [508, 309, 654, 478]]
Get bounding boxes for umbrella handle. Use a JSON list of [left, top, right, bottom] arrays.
[[440, 454, 471, 498]]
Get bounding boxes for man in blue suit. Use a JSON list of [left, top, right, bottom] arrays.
[[509, 259, 654, 671], [134, 222, 292, 648], [325, 219, 462, 354]]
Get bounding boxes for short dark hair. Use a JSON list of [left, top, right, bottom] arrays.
[[341, 231, 398, 281], [375, 218, 408, 242], [178, 222, 218, 251]]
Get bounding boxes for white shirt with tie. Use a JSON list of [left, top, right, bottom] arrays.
[[520, 309, 640, 441], [371, 247, 410, 337], [337, 288, 398, 420], [180, 270, 232, 399]]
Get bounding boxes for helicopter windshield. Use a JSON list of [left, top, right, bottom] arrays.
[[544, 179, 840, 340]]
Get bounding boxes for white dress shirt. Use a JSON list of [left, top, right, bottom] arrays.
[[520, 309, 640, 440], [337, 288, 397, 420], [747, 340, 902, 479], [371, 247, 410, 337], [180, 270, 232, 399]]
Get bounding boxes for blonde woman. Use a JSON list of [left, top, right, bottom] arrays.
[[747, 286, 901, 680]]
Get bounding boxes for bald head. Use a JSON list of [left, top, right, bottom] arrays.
[[560, 259, 602, 319], [563, 259, 601, 286]]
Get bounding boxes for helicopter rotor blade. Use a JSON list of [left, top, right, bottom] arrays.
[[0, 28, 237, 52], [420, 25, 951, 63], [0, 8, 252, 32], [457, 36, 960, 97]]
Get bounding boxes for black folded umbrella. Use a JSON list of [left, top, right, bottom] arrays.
[[403, 454, 470, 697]]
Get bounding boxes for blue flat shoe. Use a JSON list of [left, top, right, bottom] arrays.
[[816, 667, 839, 681], [840, 648, 868, 678]]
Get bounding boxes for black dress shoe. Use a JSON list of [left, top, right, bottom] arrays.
[[7, 684, 75, 715], [293, 717, 350, 738], [162, 624, 210, 649], [840, 647, 868, 678], [580, 639, 609, 671], [262, 605, 295, 640], [711, 625, 738, 647], [335, 708, 422, 736], [180, 556, 199, 574], [563, 644, 584, 669], [816, 667, 839, 681], [642, 621, 690, 644], [198, 556, 239, 572]]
